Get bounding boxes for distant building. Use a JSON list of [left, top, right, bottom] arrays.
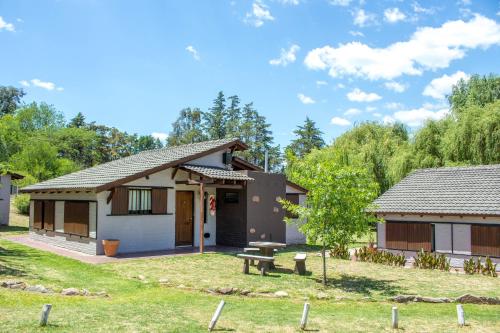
[[0, 171, 24, 225]]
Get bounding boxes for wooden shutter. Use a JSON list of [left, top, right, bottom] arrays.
[[112, 187, 129, 215], [285, 194, 299, 218], [152, 188, 168, 214], [407, 223, 431, 252], [43, 201, 55, 231], [64, 201, 89, 237], [33, 200, 43, 229], [386, 222, 408, 250], [471, 225, 500, 257]]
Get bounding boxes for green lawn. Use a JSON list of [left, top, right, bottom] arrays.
[[1, 234, 499, 332]]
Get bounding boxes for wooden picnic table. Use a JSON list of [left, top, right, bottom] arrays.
[[248, 241, 286, 269]]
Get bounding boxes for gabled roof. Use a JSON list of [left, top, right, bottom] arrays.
[[180, 165, 254, 181], [1, 171, 24, 180], [22, 138, 247, 193], [373, 164, 500, 216]]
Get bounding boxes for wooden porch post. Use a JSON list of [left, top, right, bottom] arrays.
[[199, 183, 204, 253]]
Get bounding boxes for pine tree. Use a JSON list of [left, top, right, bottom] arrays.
[[68, 112, 86, 128], [225, 95, 241, 138], [286, 117, 325, 158], [203, 91, 227, 139]]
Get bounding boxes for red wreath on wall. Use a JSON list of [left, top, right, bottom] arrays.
[[209, 195, 216, 216]]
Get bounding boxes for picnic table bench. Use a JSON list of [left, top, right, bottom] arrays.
[[237, 253, 275, 276], [294, 252, 307, 275]]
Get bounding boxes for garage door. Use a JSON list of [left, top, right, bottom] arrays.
[[386, 222, 432, 252], [471, 225, 500, 257]]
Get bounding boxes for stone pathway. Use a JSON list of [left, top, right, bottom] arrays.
[[5, 235, 240, 264]]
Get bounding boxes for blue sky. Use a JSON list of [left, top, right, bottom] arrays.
[[1, 0, 499, 148]]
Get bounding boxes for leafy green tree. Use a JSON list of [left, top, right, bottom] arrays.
[[53, 127, 100, 168], [204, 91, 227, 139], [286, 117, 325, 158], [16, 102, 65, 132], [281, 155, 379, 285], [0, 114, 24, 162], [0, 86, 25, 116], [449, 74, 500, 114], [131, 134, 163, 153], [168, 107, 206, 145]]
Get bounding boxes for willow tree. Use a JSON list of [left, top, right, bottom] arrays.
[[281, 154, 379, 286]]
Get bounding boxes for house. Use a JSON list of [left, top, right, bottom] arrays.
[[373, 164, 500, 267], [1, 171, 24, 225], [21, 138, 307, 255]]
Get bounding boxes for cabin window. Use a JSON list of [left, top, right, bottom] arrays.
[[224, 192, 239, 204], [64, 201, 89, 237], [128, 189, 152, 214]]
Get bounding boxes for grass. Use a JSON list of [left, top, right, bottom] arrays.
[[0, 239, 499, 332], [0, 196, 29, 236], [1, 202, 499, 332]]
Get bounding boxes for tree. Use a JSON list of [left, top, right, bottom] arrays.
[[281, 155, 379, 286], [168, 107, 206, 146], [203, 91, 227, 139], [131, 135, 163, 153], [16, 102, 65, 132], [69, 112, 86, 128], [0, 86, 25, 116], [286, 117, 325, 158], [225, 95, 241, 138], [449, 74, 500, 114]]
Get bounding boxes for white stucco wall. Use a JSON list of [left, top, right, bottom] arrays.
[[0, 175, 12, 225], [285, 194, 307, 244], [377, 223, 386, 248], [189, 151, 227, 168]]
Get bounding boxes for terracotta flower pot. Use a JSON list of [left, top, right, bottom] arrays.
[[102, 239, 120, 257]]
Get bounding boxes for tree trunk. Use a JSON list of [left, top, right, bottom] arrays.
[[322, 238, 327, 286]]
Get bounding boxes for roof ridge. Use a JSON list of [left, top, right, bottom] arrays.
[[414, 164, 500, 173]]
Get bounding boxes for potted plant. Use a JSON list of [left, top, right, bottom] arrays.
[[102, 239, 120, 257]]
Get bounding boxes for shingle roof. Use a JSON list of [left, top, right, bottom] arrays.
[[22, 138, 246, 193], [181, 165, 254, 181], [373, 164, 500, 216]]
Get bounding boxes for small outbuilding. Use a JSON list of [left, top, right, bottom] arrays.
[[0, 171, 24, 225], [373, 164, 500, 267]]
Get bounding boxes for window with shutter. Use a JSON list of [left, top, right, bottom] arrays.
[[33, 201, 43, 229], [32, 200, 55, 230], [64, 201, 89, 237], [152, 188, 168, 214], [111, 187, 129, 215]]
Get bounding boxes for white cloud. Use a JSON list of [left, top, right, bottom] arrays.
[[423, 70, 470, 99], [245, 1, 274, 27], [304, 15, 500, 80], [19, 80, 30, 87], [344, 108, 362, 116], [412, 2, 435, 15], [316, 80, 328, 86], [353, 9, 377, 27], [151, 132, 168, 142], [329, 0, 352, 6], [385, 102, 404, 110], [383, 115, 395, 124], [0, 16, 15, 32], [373, 112, 382, 117], [30, 79, 63, 91], [384, 81, 407, 93], [384, 8, 406, 23], [277, 0, 300, 5], [297, 93, 315, 104], [331, 117, 351, 126], [336, 83, 345, 89], [392, 107, 449, 126], [365, 106, 377, 112], [269, 44, 300, 66], [349, 30, 365, 37], [347, 88, 382, 102], [185, 45, 200, 61]]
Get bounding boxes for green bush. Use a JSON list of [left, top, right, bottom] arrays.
[[13, 194, 30, 215], [413, 249, 450, 271], [354, 246, 406, 266], [464, 257, 497, 277]]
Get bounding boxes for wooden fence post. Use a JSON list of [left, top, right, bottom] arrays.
[[300, 302, 310, 330], [456, 304, 465, 327], [40, 304, 52, 326], [208, 300, 225, 332], [391, 306, 398, 329]]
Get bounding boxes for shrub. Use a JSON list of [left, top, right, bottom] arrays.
[[464, 257, 497, 277], [354, 246, 406, 267], [413, 249, 450, 271], [13, 194, 30, 215], [330, 244, 350, 260]]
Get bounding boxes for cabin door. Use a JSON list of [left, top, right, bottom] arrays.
[[175, 191, 194, 246]]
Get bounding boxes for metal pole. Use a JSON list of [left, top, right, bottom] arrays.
[[300, 302, 310, 330], [457, 304, 465, 327], [40, 304, 52, 326], [264, 150, 268, 173], [208, 300, 225, 331], [391, 306, 398, 329]]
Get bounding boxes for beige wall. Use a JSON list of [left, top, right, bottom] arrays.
[[0, 174, 12, 225]]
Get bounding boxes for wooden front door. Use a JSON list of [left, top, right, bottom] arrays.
[[175, 191, 194, 246]]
